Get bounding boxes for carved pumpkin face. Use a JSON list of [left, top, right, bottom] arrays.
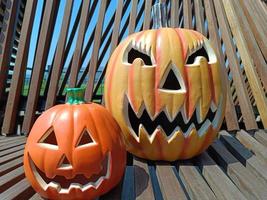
[[24, 95, 126, 200], [104, 28, 226, 161]]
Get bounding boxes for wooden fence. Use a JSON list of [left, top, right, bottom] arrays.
[[0, 0, 266, 136]]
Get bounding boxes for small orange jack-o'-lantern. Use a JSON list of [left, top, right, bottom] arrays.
[[24, 88, 126, 200], [104, 3, 226, 161]]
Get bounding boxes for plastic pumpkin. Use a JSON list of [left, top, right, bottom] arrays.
[[104, 3, 226, 161], [24, 88, 126, 200]]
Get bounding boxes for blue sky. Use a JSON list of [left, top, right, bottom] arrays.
[[25, 0, 145, 84]]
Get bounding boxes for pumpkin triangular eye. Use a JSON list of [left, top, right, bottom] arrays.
[[76, 129, 94, 147], [39, 128, 58, 146]]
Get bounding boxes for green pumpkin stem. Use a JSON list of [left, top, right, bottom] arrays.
[[152, 2, 169, 29], [66, 88, 86, 105]]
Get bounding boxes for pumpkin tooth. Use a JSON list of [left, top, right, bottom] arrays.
[[48, 182, 60, 190], [181, 105, 190, 124], [196, 103, 203, 123], [210, 101, 217, 112], [198, 120, 212, 137], [184, 123, 196, 137], [150, 125, 165, 143], [136, 103, 146, 118]]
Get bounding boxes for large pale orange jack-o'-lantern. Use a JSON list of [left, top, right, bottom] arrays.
[[24, 88, 126, 200], [104, 3, 226, 161]]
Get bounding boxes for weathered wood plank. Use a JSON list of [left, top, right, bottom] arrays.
[[0, 139, 26, 151], [0, 178, 31, 200], [221, 0, 267, 128], [0, 157, 23, 175], [29, 193, 43, 200], [0, 149, 24, 165], [0, 144, 25, 157], [156, 163, 187, 200], [85, 0, 109, 101], [178, 161, 216, 200], [170, 0, 179, 27], [219, 131, 267, 185], [1, 0, 37, 135], [22, 1, 59, 134], [239, 0, 267, 60], [134, 158, 154, 200], [0, 0, 19, 100], [194, 0, 205, 34], [213, 0, 257, 130], [230, 0, 267, 90], [0, 165, 24, 192], [204, 0, 239, 130], [254, 130, 267, 147], [69, 0, 91, 87], [183, 0, 192, 29], [45, 0, 73, 109], [197, 152, 246, 200], [208, 140, 267, 199], [236, 130, 267, 163], [143, 0, 153, 30], [128, 0, 138, 34]]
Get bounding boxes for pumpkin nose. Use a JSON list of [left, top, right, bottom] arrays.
[[58, 154, 72, 169], [159, 63, 186, 92]]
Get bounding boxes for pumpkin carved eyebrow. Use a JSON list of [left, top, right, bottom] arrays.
[[127, 48, 153, 65], [186, 46, 209, 64], [76, 129, 94, 147]]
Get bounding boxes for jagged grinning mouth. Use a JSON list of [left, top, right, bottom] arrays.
[[124, 95, 223, 140], [28, 153, 111, 194]]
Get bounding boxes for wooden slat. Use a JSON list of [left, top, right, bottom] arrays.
[[85, 0, 109, 101], [236, 130, 267, 163], [121, 166, 135, 200], [208, 140, 267, 199], [197, 152, 246, 200], [0, 144, 25, 157], [170, 0, 179, 27], [0, 0, 19, 100], [128, 0, 138, 34], [178, 161, 216, 200], [183, 0, 192, 29], [1, 0, 37, 135], [0, 138, 26, 151], [156, 163, 187, 200], [254, 130, 267, 147], [143, 0, 153, 30], [45, 0, 73, 109], [133, 158, 154, 199], [0, 165, 24, 192], [203, 0, 239, 130], [22, 1, 59, 134], [0, 156, 23, 175], [69, 0, 91, 87], [221, 0, 267, 128], [0, 149, 24, 165], [219, 131, 267, 185], [193, 0, 205, 33], [0, 178, 31, 200], [239, 1, 267, 59], [213, 0, 258, 130], [230, 0, 267, 90], [29, 193, 43, 200]]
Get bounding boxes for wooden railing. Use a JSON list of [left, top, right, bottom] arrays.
[[0, 0, 266, 136]]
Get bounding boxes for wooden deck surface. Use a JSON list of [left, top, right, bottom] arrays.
[[1, 130, 267, 200]]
